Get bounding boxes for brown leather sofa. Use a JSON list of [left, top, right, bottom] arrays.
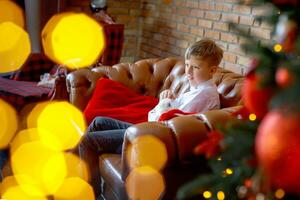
[[66, 57, 244, 200]]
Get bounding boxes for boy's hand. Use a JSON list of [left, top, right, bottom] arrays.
[[160, 89, 175, 100]]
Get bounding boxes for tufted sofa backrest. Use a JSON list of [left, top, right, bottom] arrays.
[[67, 57, 244, 110]]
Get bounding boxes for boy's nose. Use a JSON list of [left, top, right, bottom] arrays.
[[186, 66, 192, 74]]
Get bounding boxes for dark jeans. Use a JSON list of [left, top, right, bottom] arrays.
[[78, 117, 132, 197], [0, 150, 8, 182]]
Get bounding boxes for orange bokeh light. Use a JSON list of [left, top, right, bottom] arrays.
[[53, 177, 95, 200], [125, 166, 165, 200], [0, 0, 24, 28], [0, 175, 47, 199], [0, 22, 31, 73], [0, 99, 18, 149], [63, 153, 90, 182], [126, 135, 168, 171]]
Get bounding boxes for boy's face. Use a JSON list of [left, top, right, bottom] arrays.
[[185, 55, 217, 87]]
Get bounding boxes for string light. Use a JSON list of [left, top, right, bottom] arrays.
[[275, 189, 285, 199], [203, 191, 212, 199], [249, 113, 256, 121], [256, 193, 265, 200], [274, 44, 282, 52], [217, 191, 225, 200], [237, 186, 247, 198], [217, 156, 222, 161], [225, 168, 233, 175]]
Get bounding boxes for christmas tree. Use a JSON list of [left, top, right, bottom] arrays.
[[177, 0, 300, 199]]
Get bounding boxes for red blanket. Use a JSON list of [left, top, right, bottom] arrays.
[[84, 78, 159, 125], [158, 109, 196, 121]]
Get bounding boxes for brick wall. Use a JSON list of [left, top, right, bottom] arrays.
[[138, 0, 273, 74], [63, 0, 273, 74]]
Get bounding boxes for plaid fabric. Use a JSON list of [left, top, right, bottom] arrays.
[[11, 53, 55, 82], [0, 77, 51, 111], [98, 24, 124, 66]]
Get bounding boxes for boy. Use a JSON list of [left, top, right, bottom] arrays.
[[78, 39, 223, 198], [149, 39, 222, 121]]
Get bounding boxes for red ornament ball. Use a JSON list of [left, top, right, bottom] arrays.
[[256, 111, 300, 195], [273, 0, 299, 6], [244, 179, 253, 188], [276, 67, 293, 87], [242, 73, 273, 119]]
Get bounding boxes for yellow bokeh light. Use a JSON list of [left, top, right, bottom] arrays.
[[274, 44, 282, 52], [126, 135, 167, 171], [0, 175, 18, 195], [53, 177, 95, 200], [10, 128, 62, 154], [203, 191, 212, 199], [0, 0, 24, 28], [0, 99, 18, 149], [0, 21, 31, 73], [125, 166, 165, 200], [249, 113, 256, 121], [0, 175, 47, 198], [2, 184, 47, 200], [42, 12, 105, 69], [217, 191, 225, 200], [27, 101, 86, 150], [63, 153, 90, 182], [10, 128, 41, 154], [225, 168, 233, 175], [275, 189, 285, 199], [27, 101, 49, 128], [11, 141, 67, 195]]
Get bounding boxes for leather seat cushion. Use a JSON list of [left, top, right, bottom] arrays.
[[99, 154, 128, 199]]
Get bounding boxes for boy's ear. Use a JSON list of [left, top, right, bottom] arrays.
[[210, 66, 217, 74]]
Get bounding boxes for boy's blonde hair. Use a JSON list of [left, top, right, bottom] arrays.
[[185, 39, 223, 66]]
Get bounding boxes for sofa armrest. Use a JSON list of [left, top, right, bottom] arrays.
[[198, 106, 242, 130], [121, 107, 239, 179], [66, 68, 106, 110], [121, 116, 208, 179]]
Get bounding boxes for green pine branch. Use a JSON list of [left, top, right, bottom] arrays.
[[177, 1, 300, 199], [177, 121, 258, 200]]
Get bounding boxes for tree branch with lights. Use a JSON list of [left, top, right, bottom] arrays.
[[177, 0, 300, 199]]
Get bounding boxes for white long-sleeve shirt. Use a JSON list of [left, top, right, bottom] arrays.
[[148, 79, 220, 121]]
